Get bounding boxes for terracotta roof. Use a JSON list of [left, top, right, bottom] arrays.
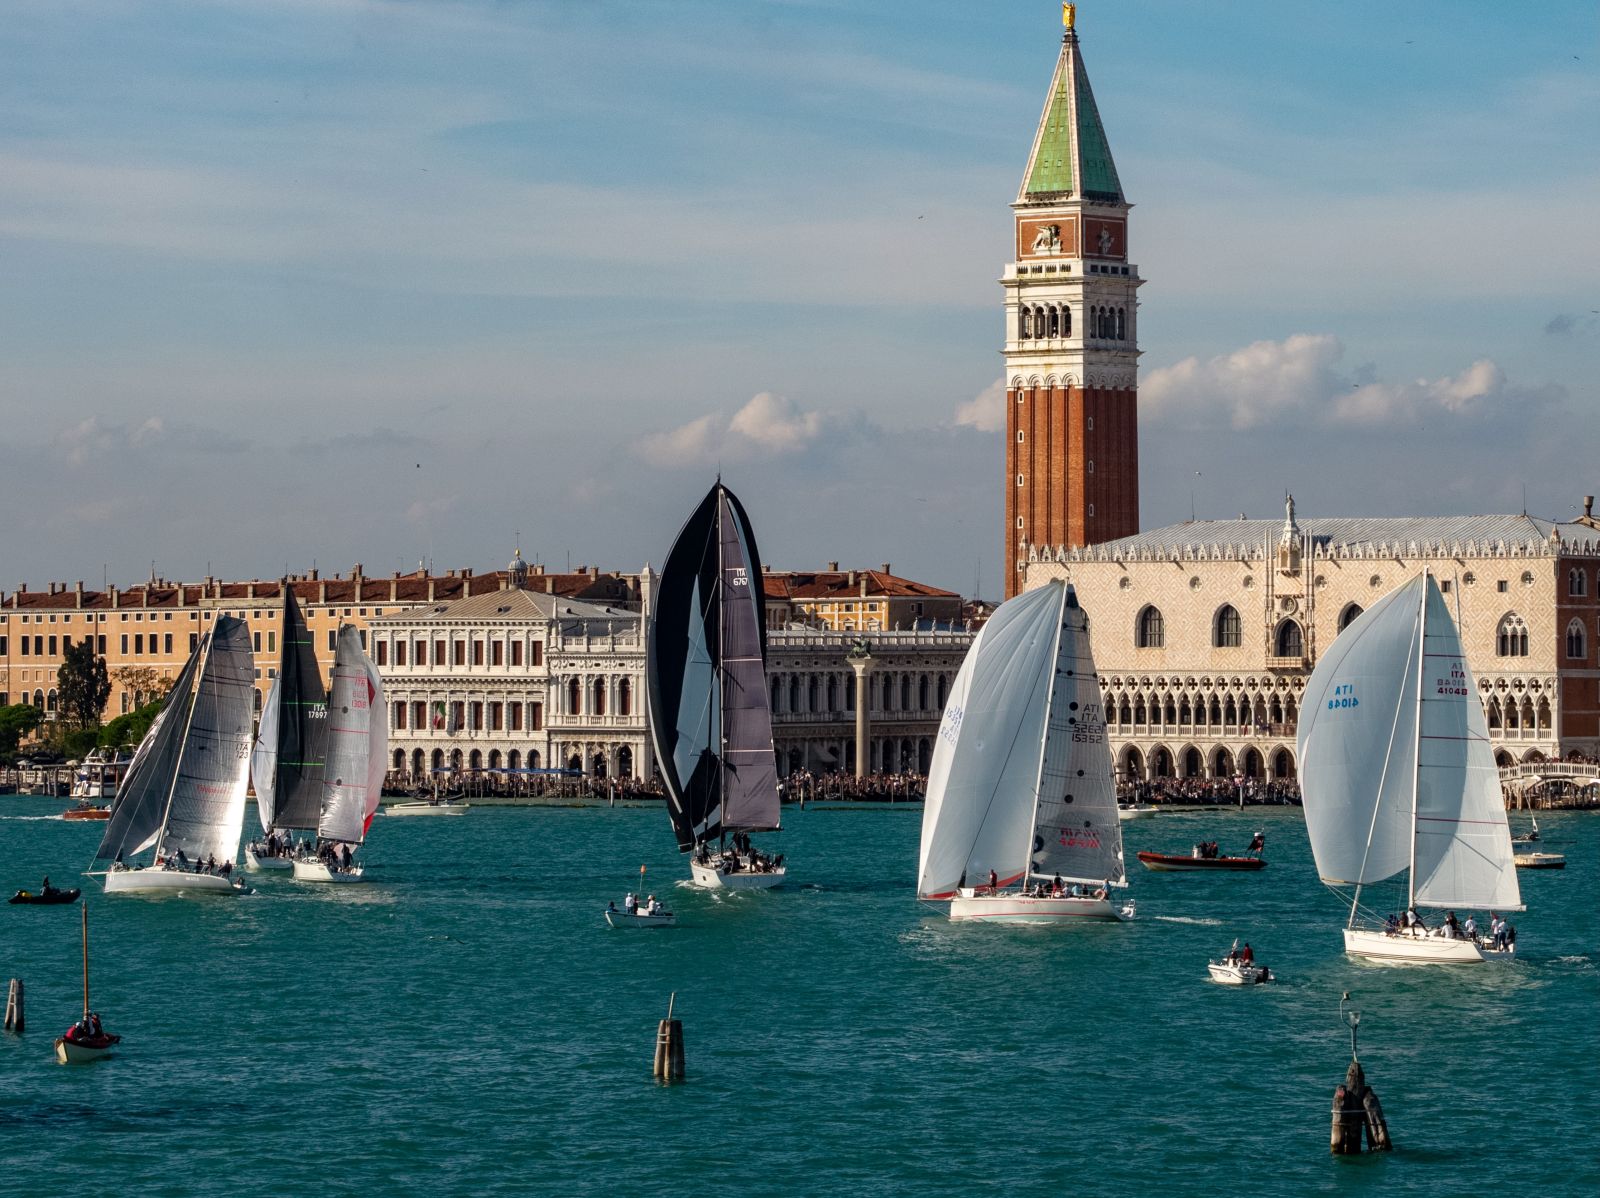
[[761, 569, 959, 602], [369, 588, 631, 625]]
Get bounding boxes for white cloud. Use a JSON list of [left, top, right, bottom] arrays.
[[635, 392, 828, 468], [56, 415, 167, 465], [953, 378, 1005, 433], [1144, 335, 1557, 433]]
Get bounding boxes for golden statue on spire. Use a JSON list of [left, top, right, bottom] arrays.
[[1063, 3, 1076, 30]]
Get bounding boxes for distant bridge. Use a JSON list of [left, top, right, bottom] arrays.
[[1498, 760, 1600, 805]]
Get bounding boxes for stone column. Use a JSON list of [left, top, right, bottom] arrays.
[[850, 652, 874, 779]]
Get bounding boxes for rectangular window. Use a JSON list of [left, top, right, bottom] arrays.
[[135, 634, 144, 654], [376, 641, 388, 666], [491, 641, 503, 667], [63, 635, 72, 651], [509, 702, 523, 731], [189, 633, 199, 651], [529, 702, 543, 731], [1497, 580, 1509, 593], [453, 641, 466, 667], [470, 701, 483, 731], [394, 702, 406, 730], [511, 641, 523, 667], [530, 642, 543, 667], [1087, 416, 1094, 431], [0, 636, 6, 654], [20, 637, 28, 656], [1017, 474, 1024, 487], [472, 641, 484, 666], [328, 629, 337, 652], [253, 631, 262, 652], [268, 631, 276, 653], [434, 640, 445, 666], [412, 701, 426, 729], [164, 634, 172, 654], [359, 629, 367, 650], [98, 635, 106, 653], [489, 702, 503, 731], [450, 700, 464, 730], [394, 640, 407, 666], [48, 635, 57, 655]]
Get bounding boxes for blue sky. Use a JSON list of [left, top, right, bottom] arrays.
[[3, 1, 1597, 597]]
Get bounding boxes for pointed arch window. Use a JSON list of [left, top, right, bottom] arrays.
[[1135, 605, 1164, 649], [1213, 604, 1242, 647], [1338, 602, 1364, 632], [1566, 618, 1586, 660], [1275, 619, 1304, 658], [1569, 567, 1588, 597], [1496, 613, 1529, 657]]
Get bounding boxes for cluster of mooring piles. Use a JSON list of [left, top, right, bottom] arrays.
[[1330, 993, 1392, 1155]]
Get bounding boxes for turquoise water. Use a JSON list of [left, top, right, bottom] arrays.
[[2, 799, 1595, 1197]]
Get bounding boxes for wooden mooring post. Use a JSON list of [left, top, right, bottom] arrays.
[[4, 978, 22, 1033], [1331, 993, 1392, 1154], [653, 992, 684, 1083]]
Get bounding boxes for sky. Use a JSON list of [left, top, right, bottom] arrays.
[[3, 0, 1597, 599]]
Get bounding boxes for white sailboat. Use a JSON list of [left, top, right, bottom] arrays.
[[293, 627, 385, 884], [93, 617, 256, 896], [917, 581, 1132, 923], [1299, 572, 1522, 963], [247, 585, 327, 870]]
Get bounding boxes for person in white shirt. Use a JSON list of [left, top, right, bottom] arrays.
[[1464, 914, 1478, 943], [624, 892, 637, 915]]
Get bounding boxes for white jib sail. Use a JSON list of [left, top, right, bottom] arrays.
[[318, 627, 373, 845], [1411, 579, 1521, 910], [1298, 575, 1425, 887], [361, 654, 387, 832], [1029, 586, 1126, 887], [251, 674, 282, 833], [917, 583, 1064, 898]]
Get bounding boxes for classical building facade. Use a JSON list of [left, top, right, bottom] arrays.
[[1023, 498, 1600, 781], [763, 565, 962, 632], [1004, 12, 1141, 597]]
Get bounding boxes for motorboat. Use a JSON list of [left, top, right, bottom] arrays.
[[1207, 959, 1273, 985], [1117, 803, 1157, 820], [385, 799, 468, 817], [1137, 851, 1265, 872], [1514, 852, 1565, 870], [62, 804, 111, 822], [9, 887, 81, 905]]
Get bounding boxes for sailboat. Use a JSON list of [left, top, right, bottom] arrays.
[[93, 616, 255, 896], [917, 581, 1131, 923], [246, 585, 328, 870], [292, 626, 385, 884], [646, 480, 785, 889], [1299, 572, 1522, 963], [54, 905, 121, 1064]]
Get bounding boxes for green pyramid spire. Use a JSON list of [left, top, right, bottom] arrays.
[[1021, 31, 1124, 204]]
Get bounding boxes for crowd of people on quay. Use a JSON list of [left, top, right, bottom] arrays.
[[1118, 777, 1302, 807], [1385, 907, 1516, 950], [782, 770, 926, 803]]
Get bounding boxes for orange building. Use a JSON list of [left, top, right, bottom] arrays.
[[761, 564, 963, 633]]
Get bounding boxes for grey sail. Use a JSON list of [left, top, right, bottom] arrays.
[[252, 585, 327, 832], [95, 643, 203, 862], [717, 489, 780, 832], [1029, 585, 1126, 886], [155, 615, 256, 865], [317, 626, 374, 846]]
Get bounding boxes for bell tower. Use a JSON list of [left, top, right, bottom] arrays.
[[1003, 6, 1141, 597]]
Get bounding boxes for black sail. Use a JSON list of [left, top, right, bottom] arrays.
[[267, 586, 328, 830], [95, 636, 203, 861], [647, 481, 779, 852]]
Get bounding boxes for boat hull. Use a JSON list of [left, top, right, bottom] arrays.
[[291, 859, 366, 884], [689, 861, 785, 890], [605, 910, 677, 929], [1137, 852, 1265, 872], [1514, 852, 1565, 870], [1117, 805, 1157, 821], [1207, 960, 1272, 985], [62, 807, 111, 821], [244, 848, 294, 872], [947, 891, 1126, 923], [104, 868, 239, 896], [1344, 927, 1513, 964], [54, 1034, 120, 1064], [384, 802, 467, 817]]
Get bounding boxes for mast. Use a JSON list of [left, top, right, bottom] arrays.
[[1021, 583, 1070, 890], [154, 629, 213, 861], [80, 904, 90, 1019], [1407, 571, 1429, 910], [714, 484, 726, 844]]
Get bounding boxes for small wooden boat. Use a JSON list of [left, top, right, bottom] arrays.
[[54, 906, 120, 1064], [1137, 851, 1265, 872], [604, 908, 677, 929], [1514, 851, 1566, 870], [1207, 959, 1273, 985], [9, 887, 81, 905], [62, 804, 111, 821]]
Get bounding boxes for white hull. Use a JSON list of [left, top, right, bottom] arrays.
[[55, 1036, 117, 1064], [291, 859, 366, 884], [104, 867, 239, 896], [947, 890, 1128, 923], [1117, 804, 1157, 820], [385, 802, 467, 817], [1207, 960, 1272, 985], [1344, 926, 1513, 964], [244, 848, 294, 872], [690, 861, 785, 890], [605, 910, 677, 929]]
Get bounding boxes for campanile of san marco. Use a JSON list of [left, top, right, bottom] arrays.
[[1003, 8, 1140, 597]]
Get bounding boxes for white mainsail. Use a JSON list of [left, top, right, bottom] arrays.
[[317, 627, 374, 846], [918, 582, 1095, 898], [251, 674, 282, 833], [1299, 572, 1520, 912], [361, 654, 387, 833]]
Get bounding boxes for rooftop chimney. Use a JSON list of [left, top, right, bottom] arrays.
[[880, 563, 891, 574], [827, 561, 839, 572], [1585, 495, 1594, 520]]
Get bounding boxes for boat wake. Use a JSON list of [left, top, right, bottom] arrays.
[[1548, 955, 1595, 971], [0, 814, 68, 822], [1153, 914, 1223, 926]]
